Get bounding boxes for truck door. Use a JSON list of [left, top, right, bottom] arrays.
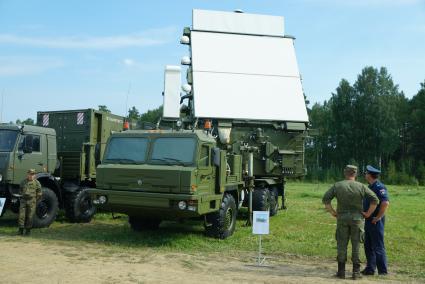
[[196, 144, 215, 193], [13, 133, 45, 184]]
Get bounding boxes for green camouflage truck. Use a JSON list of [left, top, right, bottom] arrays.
[[90, 9, 309, 238], [0, 109, 127, 227]]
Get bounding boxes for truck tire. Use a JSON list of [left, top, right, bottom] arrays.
[[65, 188, 96, 223], [128, 216, 161, 231], [205, 193, 237, 239], [32, 187, 59, 228], [269, 187, 279, 217], [252, 188, 271, 213]]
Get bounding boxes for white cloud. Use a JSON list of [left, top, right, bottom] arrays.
[[0, 26, 178, 49], [120, 58, 162, 72], [0, 56, 64, 76], [123, 58, 135, 66]]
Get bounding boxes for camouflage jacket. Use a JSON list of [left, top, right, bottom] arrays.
[[20, 179, 42, 201], [322, 180, 379, 216]]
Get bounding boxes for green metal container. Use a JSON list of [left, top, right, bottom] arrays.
[[36, 109, 125, 182]]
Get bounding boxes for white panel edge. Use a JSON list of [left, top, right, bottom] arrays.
[[192, 9, 284, 36]]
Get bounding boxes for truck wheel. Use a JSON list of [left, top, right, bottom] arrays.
[[128, 216, 161, 231], [252, 188, 271, 213], [205, 193, 237, 239], [269, 187, 279, 217], [32, 187, 59, 228], [65, 188, 96, 223]]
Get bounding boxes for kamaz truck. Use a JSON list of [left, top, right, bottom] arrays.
[[90, 9, 309, 238], [0, 109, 128, 227]]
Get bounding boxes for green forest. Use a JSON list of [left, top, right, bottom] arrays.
[[306, 66, 425, 185]]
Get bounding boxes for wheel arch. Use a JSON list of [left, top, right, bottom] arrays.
[[224, 185, 240, 205], [255, 178, 283, 194], [36, 173, 62, 204]]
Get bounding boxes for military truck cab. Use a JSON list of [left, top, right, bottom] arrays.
[[0, 125, 59, 226], [92, 130, 240, 237], [0, 125, 56, 183]]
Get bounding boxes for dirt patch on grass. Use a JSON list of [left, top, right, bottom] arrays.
[[0, 235, 412, 284]]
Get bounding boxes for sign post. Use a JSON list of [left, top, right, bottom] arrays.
[[0, 198, 6, 216], [252, 211, 270, 266]]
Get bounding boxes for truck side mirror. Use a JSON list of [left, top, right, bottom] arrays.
[[212, 147, 220, 167], [23, 135, 33, 154]]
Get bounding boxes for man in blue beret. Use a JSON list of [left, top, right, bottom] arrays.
[[362, 165, 390, 275], [323, 165, 378, 279]]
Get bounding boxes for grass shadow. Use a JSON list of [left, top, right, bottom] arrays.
[[1, 212, 211, 249], [0, 217, 18, 228]]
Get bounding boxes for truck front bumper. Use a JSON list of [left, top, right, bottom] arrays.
[[88, 189, 220, 219]]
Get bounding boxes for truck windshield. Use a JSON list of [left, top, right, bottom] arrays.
[[0, 130, 19, 152], [103, 137, 148, 164], [150, 137, 196, 165]]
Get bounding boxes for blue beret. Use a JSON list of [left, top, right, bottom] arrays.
[[366, 165, 381, 174]]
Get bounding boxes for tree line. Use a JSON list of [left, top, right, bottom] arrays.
[[306, 66, 425, 185], [98, 104, 162, 124]]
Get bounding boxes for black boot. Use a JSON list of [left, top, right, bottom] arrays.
[[361, 268, 374, 275], [18, 228, 24, 235], [24, 229, 31, 236], [352, 263, 361, 280], [336, 262, 345, 279]]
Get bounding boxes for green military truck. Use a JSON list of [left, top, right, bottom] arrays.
[[89, 9, 309, 238], [0, 109, 127, 227]]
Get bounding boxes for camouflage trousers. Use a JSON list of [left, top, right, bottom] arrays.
[[336, 214, 365, 264], [18, 199, 36, 229]]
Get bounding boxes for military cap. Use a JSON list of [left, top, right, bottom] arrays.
[[344, 165, 357, 174], [366, 165, 381, 175], [27, 169, 36, 174]]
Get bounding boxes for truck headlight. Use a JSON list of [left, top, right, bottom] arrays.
[[94, 195, 107, 205], [0, 174, 2, 182], [98, 195, 107, 204], [178, 201, 187, 210]]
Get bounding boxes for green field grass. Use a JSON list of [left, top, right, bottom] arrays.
[[1, 182, 424, 279]]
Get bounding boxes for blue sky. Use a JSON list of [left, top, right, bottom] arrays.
[[0, 0, 424, 123]]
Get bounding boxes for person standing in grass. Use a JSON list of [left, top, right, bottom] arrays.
[[362, 165, 390, 276], [18, 169, 42, 236], [322, 165, 379, 280]]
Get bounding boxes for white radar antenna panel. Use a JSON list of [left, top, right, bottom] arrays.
[[190, 9, 309, 122], [163, 65, 182, 119]]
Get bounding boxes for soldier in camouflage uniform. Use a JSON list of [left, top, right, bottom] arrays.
[[322, 165, 379, 279], [18, 169, 42, 236]]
